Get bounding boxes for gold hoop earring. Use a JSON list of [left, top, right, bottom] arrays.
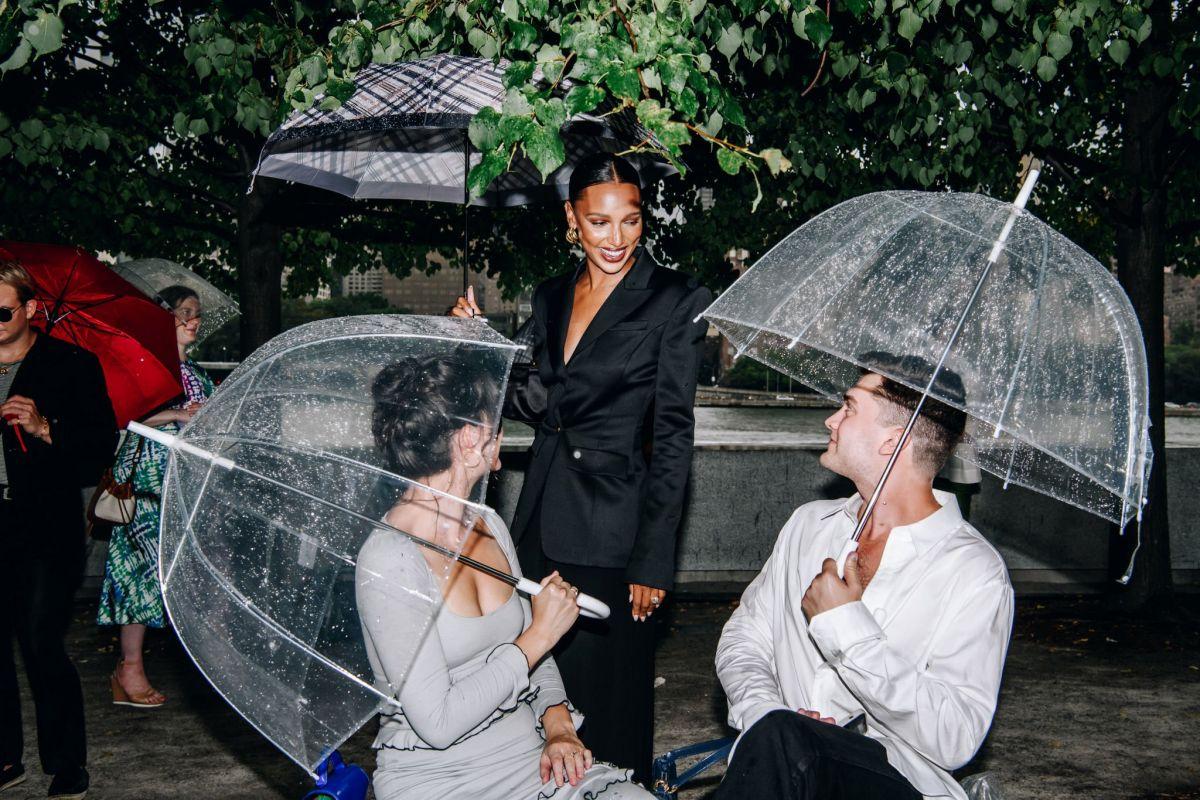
[[463, 450, 483, 469], [565, 227, 580, 245]]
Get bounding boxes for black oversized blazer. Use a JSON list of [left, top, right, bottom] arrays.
[[1, 333, 117, 549], [505, 247, 711, 590]]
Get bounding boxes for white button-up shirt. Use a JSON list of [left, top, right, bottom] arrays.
[[716, 491, 1014, 799]]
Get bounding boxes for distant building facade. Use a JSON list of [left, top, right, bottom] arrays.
[[340, 253, 525, 334]]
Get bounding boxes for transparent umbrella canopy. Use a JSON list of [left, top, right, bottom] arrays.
[[138, 316, 520, 776], [113, 257, 239, 344], [703, 180, 1153, 551]]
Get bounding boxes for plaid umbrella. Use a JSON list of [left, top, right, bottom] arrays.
[[251, 54, 677, 207]]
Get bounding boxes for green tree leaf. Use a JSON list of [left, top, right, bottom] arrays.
[[1108, 39, 1131, 66], [565, 84, 605, 116], [524, 123, 566, 179], [0, 39, 33, 73], [717, 148, 744, 175], [467, 149, 509, 197], [1046, 31, 1072, 61], [804, 9, 833, 49], [503, 60, 535, 89], [1036, 55, 1058, 80], [717, 24, 742, 58], [897, 8, 923, 42], [604, 66, 642, 100], [23, 11, 64, 56]]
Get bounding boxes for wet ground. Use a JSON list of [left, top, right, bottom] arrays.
[[5, 596, 1199, 799]]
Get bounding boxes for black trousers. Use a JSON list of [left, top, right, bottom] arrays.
[[0, 500, 87, 775], [714, 711, 922, 800], [517, 508, 656, 785]]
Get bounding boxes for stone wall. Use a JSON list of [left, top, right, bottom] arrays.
[[488, 444, 1200, 593]]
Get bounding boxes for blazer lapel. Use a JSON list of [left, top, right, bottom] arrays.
[[545, 263, 583, 374], [566, 247, 657, 368]]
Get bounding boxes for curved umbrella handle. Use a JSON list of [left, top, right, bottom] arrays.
[[835, 538, 859, 580], [516, 577, 610, 620]]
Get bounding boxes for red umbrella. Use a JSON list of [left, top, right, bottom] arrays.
[[0, 240, 182, 427]]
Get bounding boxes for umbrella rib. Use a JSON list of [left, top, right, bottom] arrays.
[[711, 314, 1132, 504], [992, 214, 1051, 440], [785, 205, 926, 349], [182, 433, 519, 588], [887, 194, 1038, 272], [182, 532, 386, 701], [215, 331, 518, 396]]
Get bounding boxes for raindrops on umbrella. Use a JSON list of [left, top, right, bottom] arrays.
[[703, 177, 1151, 572], [113, 257, 240, 345], [147, 315, 519, 775]]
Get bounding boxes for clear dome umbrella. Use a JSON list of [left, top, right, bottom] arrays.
[[701, 167, 1153, 581], [113, 257, 240, 345], [125, 315, 606, 779]]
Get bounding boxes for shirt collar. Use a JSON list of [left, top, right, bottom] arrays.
[[822, 489, 964, 557]]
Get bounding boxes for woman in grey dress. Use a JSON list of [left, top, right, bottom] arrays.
[[356, 355, 655, 800]]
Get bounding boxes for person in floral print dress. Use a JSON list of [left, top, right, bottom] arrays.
[[97, 285, 213, 707]]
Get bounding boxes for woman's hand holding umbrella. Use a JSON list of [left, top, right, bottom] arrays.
[[514, 571, 580, 667], [449, 286, 485, 320]]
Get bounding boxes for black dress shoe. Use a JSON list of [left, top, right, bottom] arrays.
[[47, 767, 88, 799], [0, 764, 26, 792]]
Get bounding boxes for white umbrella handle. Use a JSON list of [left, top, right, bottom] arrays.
[[127, 422, 235, 469], [835, 538, 859, 579], [516, 577, 610, 620]]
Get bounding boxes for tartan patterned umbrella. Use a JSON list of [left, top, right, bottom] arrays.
[[251, 54, 677, 207]]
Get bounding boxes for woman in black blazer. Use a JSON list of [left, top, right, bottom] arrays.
[[452, 153, 710, 783]]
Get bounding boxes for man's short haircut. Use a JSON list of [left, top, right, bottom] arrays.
[[0, 260, 35, 303], [858, 351, 968, 475]]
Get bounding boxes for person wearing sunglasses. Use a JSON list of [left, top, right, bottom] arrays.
[[0, 260, 117, 800], [97, 285, 214, 712]]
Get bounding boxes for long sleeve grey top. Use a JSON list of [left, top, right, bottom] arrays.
[[355, 509, 579, 753]]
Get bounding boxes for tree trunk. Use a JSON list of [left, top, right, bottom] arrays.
[[237, 166, 284, 358], [1109, 75, 1174, 606]]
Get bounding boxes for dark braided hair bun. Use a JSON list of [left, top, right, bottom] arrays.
[[372, 352, 501, 478]]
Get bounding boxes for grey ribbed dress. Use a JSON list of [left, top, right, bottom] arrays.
[[356, 510, 653, 800]]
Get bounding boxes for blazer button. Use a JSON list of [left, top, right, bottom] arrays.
[[572, 449, 582, 459]]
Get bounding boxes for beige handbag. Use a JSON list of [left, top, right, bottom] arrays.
[[88, 437, 143, 525]]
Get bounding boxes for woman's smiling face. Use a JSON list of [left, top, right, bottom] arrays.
[[564, 181, 643, 274]]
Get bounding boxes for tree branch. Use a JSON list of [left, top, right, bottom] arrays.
[[612, 2, 648, 98], [801, 0, 831, 97]]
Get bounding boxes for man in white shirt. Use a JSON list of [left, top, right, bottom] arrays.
[[714, 354, 1014, 799]]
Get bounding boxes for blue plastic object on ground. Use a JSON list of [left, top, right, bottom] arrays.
[[302, 752, 369, 800], [650, 737, 734, 800]]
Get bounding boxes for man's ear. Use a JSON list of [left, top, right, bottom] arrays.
[[23, 299, 36, 319], [878, 428, 907, 457]]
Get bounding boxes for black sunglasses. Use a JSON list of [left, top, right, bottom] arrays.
[[0, 306, 23, 323]]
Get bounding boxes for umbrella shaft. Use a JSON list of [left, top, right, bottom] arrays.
[[851, 166, 1041, 542]]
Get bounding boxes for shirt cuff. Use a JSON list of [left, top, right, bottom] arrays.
[[808, 601, 885, 662], [736, 700, 793, 734]]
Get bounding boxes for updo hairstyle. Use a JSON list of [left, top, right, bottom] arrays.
[[372, 352, 501, 479], [568, 152, 642, 203]]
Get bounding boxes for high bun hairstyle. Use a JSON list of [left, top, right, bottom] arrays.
[[371, 352, 501, 479], [568, 152, 642, 204]]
